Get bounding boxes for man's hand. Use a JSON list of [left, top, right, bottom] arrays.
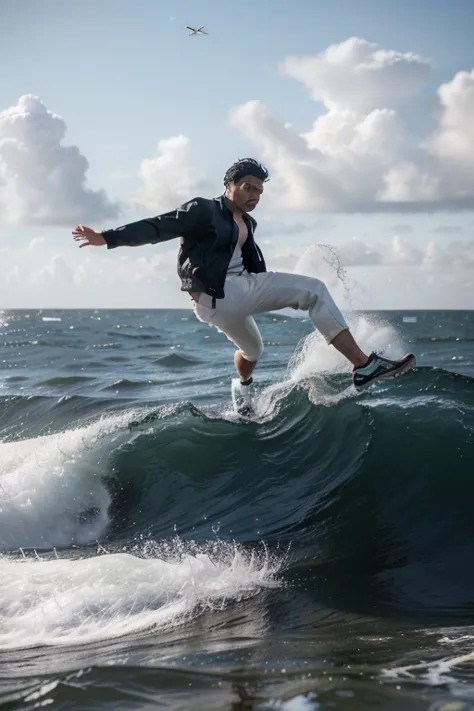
[[72, 225, 107, 248]]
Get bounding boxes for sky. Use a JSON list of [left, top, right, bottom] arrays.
[[0, 0, 474, 310]]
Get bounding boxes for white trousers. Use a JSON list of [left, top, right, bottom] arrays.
[[194, 271, 349, 362]]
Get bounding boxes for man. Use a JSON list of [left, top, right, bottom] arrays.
[[73, 158, 415, 413]]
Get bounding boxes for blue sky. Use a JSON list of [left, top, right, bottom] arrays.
[[0, 0, 474, 308]]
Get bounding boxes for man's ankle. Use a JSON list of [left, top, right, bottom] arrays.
[[353, 354, 371, 370]]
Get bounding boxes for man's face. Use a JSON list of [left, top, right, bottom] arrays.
[[226, 175, 264, 212]]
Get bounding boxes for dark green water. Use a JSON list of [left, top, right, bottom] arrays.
[[1, 308, 474, 710]]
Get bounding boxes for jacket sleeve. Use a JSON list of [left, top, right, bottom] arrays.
[[101, 198, 206, 249]]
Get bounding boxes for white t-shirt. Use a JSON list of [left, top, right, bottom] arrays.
[[226, 243, 245, 275]]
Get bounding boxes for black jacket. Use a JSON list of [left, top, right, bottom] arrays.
[[101, 195, 267, 300]]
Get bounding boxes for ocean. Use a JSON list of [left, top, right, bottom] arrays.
[[1, 307, 474, 711]]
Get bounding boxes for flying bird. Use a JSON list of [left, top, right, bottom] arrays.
[[185, 25, 208, 35]]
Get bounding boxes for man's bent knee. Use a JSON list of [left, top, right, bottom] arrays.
[[238, 348, 262, 363], [236, 342, 263, 362]]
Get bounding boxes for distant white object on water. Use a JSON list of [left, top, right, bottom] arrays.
[[403, 316, 417, 323], [186, 25, 208, 35]]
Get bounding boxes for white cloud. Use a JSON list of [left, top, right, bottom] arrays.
[[0, 97, 212, 227], [257, 217, 335, 239], [0, 95, 120, 225], [230, 38, 474, 213], [389, 223, 413, 234], [429, 225, 463, 235], [1, 234, 473, 310], [348, 265, 474, 310], [133, 135, 215, 212], [262, 238, 474, 310], [280, 37, 431, 113], [266, 237, 474, 272], [31, 254, 74, 287], [429, 69, 474, 197], [0, 239, 191, 308], [432, 70, 474, 160]]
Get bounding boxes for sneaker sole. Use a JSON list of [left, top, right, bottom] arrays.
[[353, 355, 416, 392]]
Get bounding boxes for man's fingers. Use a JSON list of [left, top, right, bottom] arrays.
[[72, 225, 99, 247], [73, 235, 90, 245]]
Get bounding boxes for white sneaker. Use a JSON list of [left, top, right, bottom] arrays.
[[231, 378, 255, 416], [352, 352, 416, 391]]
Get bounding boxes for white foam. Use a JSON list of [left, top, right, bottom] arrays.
[[382, 650, 474, 686], [288, 312, 407, 384], [0, 544, 280, 650], [261, 694, 320, 710], [249, 312, 407, 417], [289, 244, 407, 381], [0, 413, 134, 550]]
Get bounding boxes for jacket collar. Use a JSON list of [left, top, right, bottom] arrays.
[[217, 194, 257, 229]]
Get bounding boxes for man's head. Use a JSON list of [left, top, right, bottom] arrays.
[[223, 158, 269, 213]]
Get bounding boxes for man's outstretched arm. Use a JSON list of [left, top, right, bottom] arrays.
[[72, 198, 206, 249]]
